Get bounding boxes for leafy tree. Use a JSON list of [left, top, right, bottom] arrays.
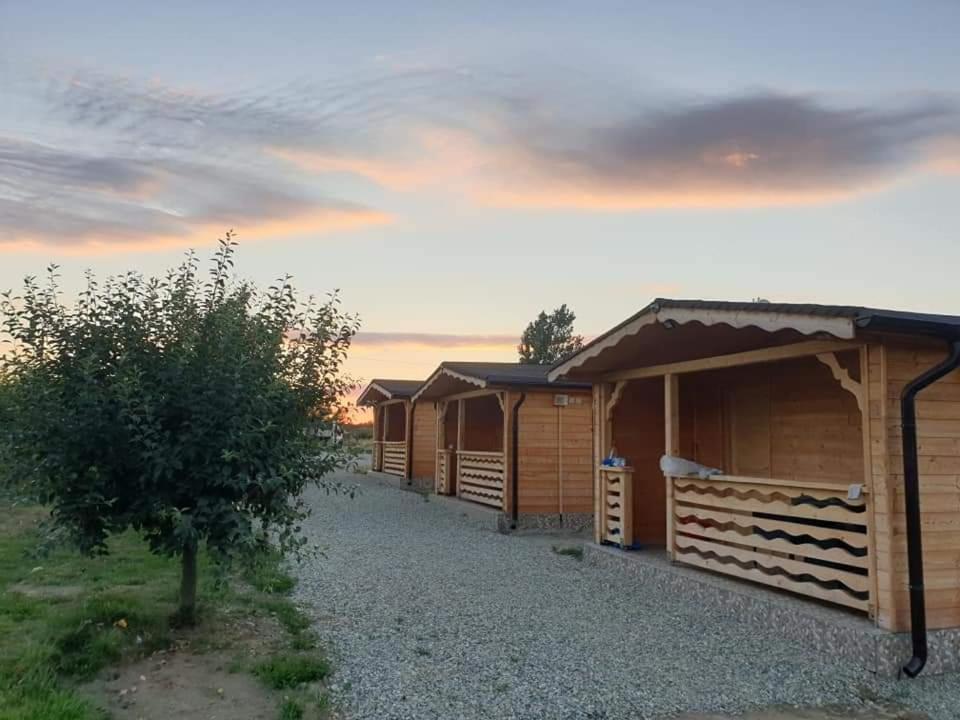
[[518, 304, 584, 365], [0, 234, 359, 624]]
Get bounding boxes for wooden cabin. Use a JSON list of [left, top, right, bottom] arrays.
[[357, 379, 437, 484], [412, 362, 593, 525], [550, 299, 960, 644]]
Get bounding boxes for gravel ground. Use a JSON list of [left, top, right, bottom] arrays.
[[293, 472, 960, 720]]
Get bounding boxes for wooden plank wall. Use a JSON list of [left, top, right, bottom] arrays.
[[610, 379, 666, 544], [384, 402, 407, 442], [768, 355, 863, 485], [875, 340, 960, 631], [517, 391, 593, 514], [686, 357, 864, 487], [462, 394, 503, 451], [442, 402, 458, 451], [410, 402, 437, 482]]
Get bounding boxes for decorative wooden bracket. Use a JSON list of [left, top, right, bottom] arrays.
[[816, 352, 864, 413], [496, 392, 505, 412], [606, 380, 626, 421]]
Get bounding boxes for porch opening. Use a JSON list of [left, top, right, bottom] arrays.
[[605, 351, 872, 613], [377, 402, 409, 477], [457, 394, 506, 508]]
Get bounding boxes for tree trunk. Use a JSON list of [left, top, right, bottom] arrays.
[[179, 541, 198, 625]]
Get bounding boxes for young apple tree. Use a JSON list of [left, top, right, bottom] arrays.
[[0, 234, 359, 623]]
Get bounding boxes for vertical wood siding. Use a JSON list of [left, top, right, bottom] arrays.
[[411, 402, 437, 482], [876, 340, 960, 631], [516, 391, 593, 514]]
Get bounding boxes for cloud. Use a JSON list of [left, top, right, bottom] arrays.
[[353, 331, 517, 349], [0, 137, 389, 252], [1, 68, 431, 252], [476, 92, 959, 208], [269, 86, 960, 209], [4, 63, 959, 252]]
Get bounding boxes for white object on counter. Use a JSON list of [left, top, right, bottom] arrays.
[[659, 455, 723, 479]]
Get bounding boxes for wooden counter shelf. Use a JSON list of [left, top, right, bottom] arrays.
[[599, 465, 635, 548]]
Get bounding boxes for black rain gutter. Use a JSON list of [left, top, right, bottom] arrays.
[[857, 314, 960, 677], [510, 393, 527, 529]]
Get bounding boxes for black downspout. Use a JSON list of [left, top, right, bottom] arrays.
[[900, 339, 960, 678], [510, 393, 527, 530]]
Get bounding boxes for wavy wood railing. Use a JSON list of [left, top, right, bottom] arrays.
[[457, 451, 505, 508], [436, 449, 453, 495], [671, 474, 870, 612], [381, 441, 407, 477], [599, 466, 634, 548]]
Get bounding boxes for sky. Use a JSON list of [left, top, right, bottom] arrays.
[[2, 1, 959, 419]]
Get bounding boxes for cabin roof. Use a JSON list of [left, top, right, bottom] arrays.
[[357, 378, 423, 406], [647, 298, 960, 330], [549, 297, 960, 381], [413, 362, 589, 402]]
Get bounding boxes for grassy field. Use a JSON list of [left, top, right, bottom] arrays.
[[0, 503, 330, 719]]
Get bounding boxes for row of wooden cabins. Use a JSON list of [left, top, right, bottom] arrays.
[[359, 363, 594, 524], [358, 299, 960, 675]]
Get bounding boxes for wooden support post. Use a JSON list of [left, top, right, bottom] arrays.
[[502, 391, 514, 517], [593, 385, 604, 544], [664, 374, 679, 559], [859, 345, 879, 622], [372, 405, 379, 472], [878, 343, 898, 628], [603, 383, 615, 457], [404, 400, 413, 479], [557, 402, 564, 515], [434, 401, 443, 485], [456, 399, 465, 497]]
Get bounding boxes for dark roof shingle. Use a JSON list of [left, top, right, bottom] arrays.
[[439, 361, 589, 389], [367, 379, 422, 397]]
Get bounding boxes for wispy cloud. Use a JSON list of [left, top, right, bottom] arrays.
[[354, 331, 517, 349], [3, 62, 958, 251], [478, 92, 958, 208], [1, 69, 415, 252], [273, 89, 959, 209], [0, 137, 389, 252]]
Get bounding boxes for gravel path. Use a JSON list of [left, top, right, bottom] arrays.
[[293, 473, 959, 720]]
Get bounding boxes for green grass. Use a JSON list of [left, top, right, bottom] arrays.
[[0, 509, 186, 718], [278, 697, 305, 719], [0, 504, 332, 720], [550, 545, 584, 561], [253, 654, 330, 690], [244, 549, 297, 595]]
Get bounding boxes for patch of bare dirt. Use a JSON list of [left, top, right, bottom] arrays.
[[81, 608, 294, 719], [82, 650, 277, 720]]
